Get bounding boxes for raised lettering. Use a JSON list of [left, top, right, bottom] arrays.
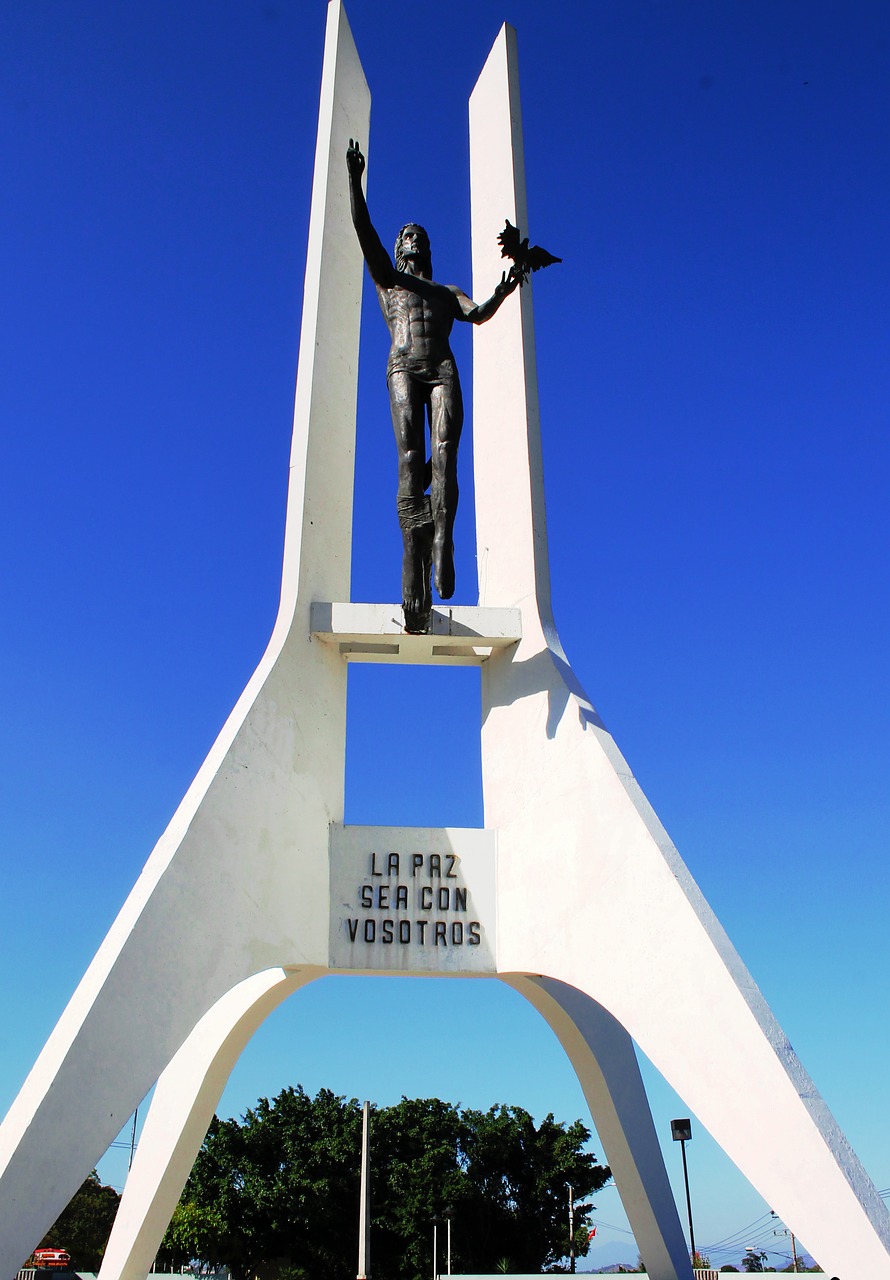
[[370, 852, 382, 877], [434, 921, 447, 945], [364, 919, 376, 943], [382, 919, 394, 944], [387, 852, 400, 876], [416, 920, 427, 943], [347, 919, 359, 942], [454, 887, 467, 912], [445, 854, 458, 879], [399, 920, 411, 944], [395, 885, 408, 909], [360, 885, 373, 909], [378, 885, 389, 910], [451, 922, 464, 945], [468, 921, 481, 946], [421, 886, 433, 911], [429, 854, 441, 878], [437, 886, 449, 911], [411, 853, 423, 877]]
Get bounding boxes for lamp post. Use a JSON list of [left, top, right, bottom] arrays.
[[670, 1118, 696, 1265], [444, 1206, 453, 1279], [431, 1215, 442, 1280], [567, 1184, 575, 1273]]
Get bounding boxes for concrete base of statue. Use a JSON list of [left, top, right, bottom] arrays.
[[0, 6, 887, 1280]]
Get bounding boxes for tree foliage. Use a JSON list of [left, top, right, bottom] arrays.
[[39, 1170, 120, 1270], [163, 1086, 610, 1280]]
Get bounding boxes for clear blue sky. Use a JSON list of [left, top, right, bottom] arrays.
[[1, 1, 889, 1271]]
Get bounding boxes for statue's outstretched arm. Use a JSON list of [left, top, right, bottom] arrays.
[[452, 265, 521, 324], [346, 140, 394, 286]]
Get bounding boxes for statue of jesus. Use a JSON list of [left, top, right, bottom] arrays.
[[347, 139, 521, 633]]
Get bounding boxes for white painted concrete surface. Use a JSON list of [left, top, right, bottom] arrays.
[[310, 601, 522, 664], [469, 22, 890, 1278], [0, 2, 368, 1273], [98, 970, 316, 1280]]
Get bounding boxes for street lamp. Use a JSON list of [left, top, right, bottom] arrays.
[[670, 1118, 696, 1265], [567, 1184, 575, 1274], [431, 1215, 443, 1280], [444, 1206, 454, 1279]]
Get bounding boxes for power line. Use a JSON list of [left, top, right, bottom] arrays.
[[701, 1211, 775, 1251]]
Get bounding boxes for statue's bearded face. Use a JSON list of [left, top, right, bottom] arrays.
[[395, 224, 432, 275]]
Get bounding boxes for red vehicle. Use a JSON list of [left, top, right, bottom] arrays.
[[30, 1248, 72, 1270]]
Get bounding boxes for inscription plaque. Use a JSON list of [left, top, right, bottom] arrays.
[[329, 825, 497, 973]]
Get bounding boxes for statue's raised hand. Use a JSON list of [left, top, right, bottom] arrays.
[[346, 138, 365, 178]]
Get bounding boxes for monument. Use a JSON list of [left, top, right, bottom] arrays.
[[0, 6, 888, 1279]]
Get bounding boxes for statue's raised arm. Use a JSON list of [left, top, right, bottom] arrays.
[[450, 265, 522, 325], [346, 140, 394, 286]]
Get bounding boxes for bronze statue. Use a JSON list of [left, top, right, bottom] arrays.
[[347, 139, 521, 633]]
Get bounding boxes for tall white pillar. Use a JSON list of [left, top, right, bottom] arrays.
[[470, 25, 890, 1276], [0, 4, 368, 1272]]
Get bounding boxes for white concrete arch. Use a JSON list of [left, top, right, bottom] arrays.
[[98, 969, 319, 1280], [504, 976, 692, 1280]]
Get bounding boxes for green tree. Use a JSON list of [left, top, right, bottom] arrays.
[[173, 1087, 610, 1280], [158, 1201, 228, 1271], [372, 1096, 466, 1280], [456, 1104, 608, 1273], [180, 1086, 363, 1280], [39, 1170, 120, 1270], [742, 1250, 769, 1272]]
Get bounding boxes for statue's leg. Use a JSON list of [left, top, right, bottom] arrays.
[[429, 376, 463, 599], [390, 372, 433, 629]]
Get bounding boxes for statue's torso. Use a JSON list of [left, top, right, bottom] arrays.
[[378, 274, 459, 381]]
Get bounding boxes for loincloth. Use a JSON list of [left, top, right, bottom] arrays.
[[386, 356, 459, 390]]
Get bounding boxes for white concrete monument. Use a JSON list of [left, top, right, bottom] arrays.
[[1, 6, 888, 1278]]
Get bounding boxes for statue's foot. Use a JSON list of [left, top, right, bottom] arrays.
[[403, 601, 431, 634], [433, 535, 455, 600]]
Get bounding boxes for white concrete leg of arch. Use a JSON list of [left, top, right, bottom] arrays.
[[468, 26, 890, 1276], [0, 3, 367, 1271], [1, 8, 888, 1280]]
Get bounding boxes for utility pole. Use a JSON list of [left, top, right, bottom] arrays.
[[771, 1211, 799, 1272], [568, 1184, 575, 1273]]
